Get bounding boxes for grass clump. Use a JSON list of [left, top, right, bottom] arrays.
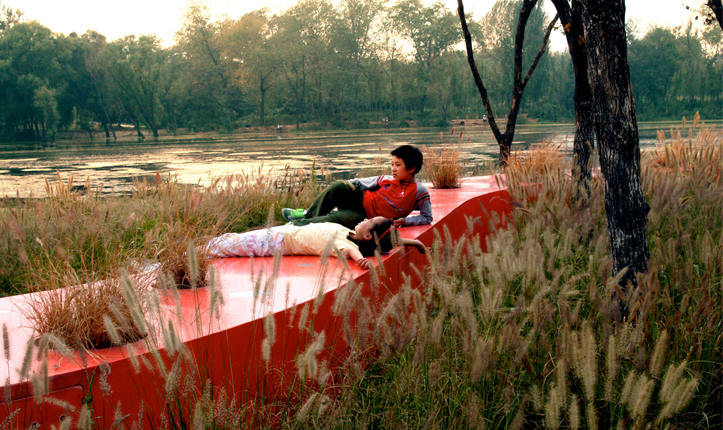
[[423, 129, 467, 189]]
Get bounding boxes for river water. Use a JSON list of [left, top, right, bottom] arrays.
[[0, 121, 702, 198]]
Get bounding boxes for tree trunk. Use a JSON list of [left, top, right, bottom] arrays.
[[581, 0, 650, 293], [551, 0, 595, 186]]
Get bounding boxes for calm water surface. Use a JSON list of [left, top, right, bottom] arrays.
[[0, 121, 700, 197]]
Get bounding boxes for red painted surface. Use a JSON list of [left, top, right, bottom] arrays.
[[0, 176, 511, 428]]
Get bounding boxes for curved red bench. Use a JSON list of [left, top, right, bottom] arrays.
[[0, 176, 511, 428]]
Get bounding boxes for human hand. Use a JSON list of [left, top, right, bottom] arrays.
[[356, 258, 371, 269], [393, 218, 406, 227], [414, 240, 427, 254]]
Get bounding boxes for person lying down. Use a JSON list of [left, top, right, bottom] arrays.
[[204, 216, 426, 269]]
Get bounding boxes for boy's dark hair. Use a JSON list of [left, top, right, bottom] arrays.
[[351, 218, 395, 257], [391, 145, 423, 175]]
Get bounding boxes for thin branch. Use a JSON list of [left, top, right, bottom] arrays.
[[456, 0, 503, 144], [521, 14, 559, 90]]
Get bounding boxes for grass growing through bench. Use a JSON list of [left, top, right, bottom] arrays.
[[10, 118, 722, 428]]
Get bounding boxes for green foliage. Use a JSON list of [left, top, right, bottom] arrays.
[[0, 1, 720, 140]]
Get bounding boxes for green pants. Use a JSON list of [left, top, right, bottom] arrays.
[[292, 181, 367, 229]]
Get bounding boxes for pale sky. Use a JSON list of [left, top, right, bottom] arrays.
[[3, 0, 702, 50]]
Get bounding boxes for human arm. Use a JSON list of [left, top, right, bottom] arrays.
[[348, 175, 383, 191], [400, 238, 427, 254], [342, 247, 372, 269], [399, 184, 433, 226]]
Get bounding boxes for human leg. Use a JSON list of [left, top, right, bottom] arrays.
[[304, 181, 366, 218], [290, 209, 365, 229], [205, 226, 286, 257]]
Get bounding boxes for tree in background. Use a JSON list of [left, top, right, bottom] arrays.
[[458, 0, 558, 165], [222, 9, 282, 127], [0, 0, 719, 141], [101, 35, 168, 138], [329, 0, 386, 122], [0, 1, 21, 34], [580, 0, 650, 303], [391, 0, 461, 117], [175, 2, 250, 130], [0, 22, 69, 140]]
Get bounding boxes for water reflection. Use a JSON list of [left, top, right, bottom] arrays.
[[0, 122, 691, 198]]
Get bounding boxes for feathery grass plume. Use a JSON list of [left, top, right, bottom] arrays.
[[192, 401, 204, 430], [2, 377, 10, 406], [31, 359, 49, 404], [297, 299, 312, 332], [428, 360, 441, 386], [77, 404, 92, 430], [104, 315, 123, 346], [165, 357, 183, 400], [569, 322, 598, 402], [125, 344, 141, 374], [164, 319, 181, 356], [585, 403, 598, 430], [17, 338, 34, 381], [36, 333, 49, 361], [261, 338, 271, 363], [120, 271, 148, 337], [657, 361, 699, 423], [2, 324, 8, 363], [296, 393, 319, 422], [630, 373, 655, 421], [317, 394, 331, 417], [648, 329, 668, 378], [544, 383, 562, 430], [568, 394, 581, 429], [109, 401, 129, 430], [556, 358, 568, 404], [620, 371, 637, 408], [207, 266, 224, 322], [467, 392, 482, 429], [604, 334, 618, 402], [296, 330, 325, 380]]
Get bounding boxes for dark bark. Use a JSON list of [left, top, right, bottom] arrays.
[[580, 0, 650, 290], [550, 0, 595, 185], [457, 0, 558, 166], [708, 0, 723, 32]]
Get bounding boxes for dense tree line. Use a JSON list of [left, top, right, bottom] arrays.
[[0, 0, 720, 141]]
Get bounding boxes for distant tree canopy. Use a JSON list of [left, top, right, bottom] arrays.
[[0, 0, 720, 141]]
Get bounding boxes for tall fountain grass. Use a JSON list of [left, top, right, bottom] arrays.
[[8, 118, 722, 428], [287, 120, 722, 429]]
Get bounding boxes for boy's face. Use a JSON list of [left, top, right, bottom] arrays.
[[391, 156, 415, 183], [354, 216, 387, 241]]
